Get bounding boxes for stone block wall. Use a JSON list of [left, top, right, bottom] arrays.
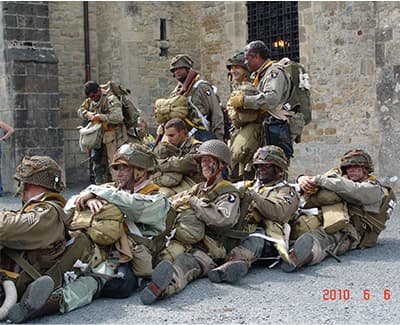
[[293, 1, 399, 192], [1, 1, 63, 192]]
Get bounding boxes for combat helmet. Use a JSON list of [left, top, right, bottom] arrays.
[[226, 51, 248, 71], [169, 54, 193, 72], [340, 149, 373, 173], [111, 143, 157, 172], [195, 139, 232, 167], [14, 155, 64, 192], [253, 145, 288, 171]]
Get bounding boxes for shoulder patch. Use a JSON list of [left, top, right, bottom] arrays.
[[206, 90, 211, 96], [270, 71, 278, 79], [228, 194, 236, 203]]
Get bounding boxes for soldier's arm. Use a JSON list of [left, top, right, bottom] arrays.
[[77, 98, 92, 120], [252, 186, 300, 224], [313, 174, 384, 212], [158, 155, 199, 175], [243, 67, 291, 111], [188, 192, 240, 228], [97, 95, 124, 124], [86, 185, 170, 233], [192, 84, 225, 140]]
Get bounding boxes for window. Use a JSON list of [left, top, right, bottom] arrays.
[[247, 2, 299, 62]]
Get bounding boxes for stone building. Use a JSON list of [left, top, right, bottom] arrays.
[[0, 1, 399, 193]]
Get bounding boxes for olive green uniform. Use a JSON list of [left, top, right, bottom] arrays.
[[52, 180, 170, 313], [153, 137, 203, 197], [171, 76, 225, 141], [227, 179, 299, 266], [156, 177, 240, 297], [78, 91, 127, 183], [297, 170, 387, 266]]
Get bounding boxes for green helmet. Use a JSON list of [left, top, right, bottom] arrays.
[[111, 143, 157, 172], [340, 149, 373, 173], [253, 145, 288, 171], [195, 139, 232, 167], [14, 155, 64, 192], [226, 51, 248, 71], [169, 54, 193, 72]]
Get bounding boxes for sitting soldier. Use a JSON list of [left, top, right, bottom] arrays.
[[0, 156, 91, 323], [281, 149, 396, 272], [208, 145, 300, 283], [23, 144, 172, 320], [153, 118, 203, 197], [140, 140, 242, 304]]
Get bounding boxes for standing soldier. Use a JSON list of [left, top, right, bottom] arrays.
[[77, 81, 127, 184], [0, 156, 89, 323], [281, 149, 396, 272], [229, 40, 294, 159], [208, 146, 299, 283], [140, 140, 241, 304], [153, 118, 203, 197], [225, 51, 263, 180], [155, 54, 225, 142]]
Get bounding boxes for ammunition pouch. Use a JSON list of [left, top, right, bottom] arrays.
[[322, 203, 349, 234]]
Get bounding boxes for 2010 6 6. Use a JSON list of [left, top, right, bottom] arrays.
[[322, 289, 351, 301]]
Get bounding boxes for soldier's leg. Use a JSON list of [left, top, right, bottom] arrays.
[[281, 227, 351, 272], [100, 263, 138, 298], [7, 275, 55, 324], [91, 147, 109, 184], [208, 228, 266, 283], [140, 250, 215, 305], [104, 133, 119, 181]]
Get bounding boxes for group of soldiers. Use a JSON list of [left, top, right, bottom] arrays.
[[0, 40, 396, 323]]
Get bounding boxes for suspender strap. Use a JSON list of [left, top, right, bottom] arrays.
[[3, 248, 42, 281]]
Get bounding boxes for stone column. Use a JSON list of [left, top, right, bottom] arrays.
[[0, 1, 64, 193]]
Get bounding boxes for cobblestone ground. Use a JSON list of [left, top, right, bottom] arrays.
[[0, 186, 399, 324]]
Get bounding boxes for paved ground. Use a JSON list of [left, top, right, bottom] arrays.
[[0, 186, 399, 324]]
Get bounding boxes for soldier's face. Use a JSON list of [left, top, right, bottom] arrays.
[[200, 155, 220, 180], [230, 65, 249, 83], [88, 88, 102, 102], [345, 165, 367, 182], [244, 52, 261, 72], [256, 163, 278, 184], [172, 67, 189, 83], [114, 164, 135, 189], [165, 127, 187, 147]]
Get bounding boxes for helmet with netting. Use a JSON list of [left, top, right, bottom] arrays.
[[169, 54, 193, 72], [14, 155, 64, 192], [194, 139, 232, 167], [226, 51, 248, 71], [340, 149, 373, 173], [111, 143, 157, 172], [253, 145, 288, 171]]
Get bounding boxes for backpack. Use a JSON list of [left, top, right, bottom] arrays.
[[276, 58, 312, 143], [100, 81, 140, 129]]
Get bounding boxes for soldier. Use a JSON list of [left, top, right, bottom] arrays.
[[153, 118, 203, 197], [225, 51, 263, 180], [168, 54, 225, 141], [281, 149, 396, 272], [0, 156, 84, 323], [77, 80, 127, 184], [208, 146, 299, 283], [30, 144, 172, 318], [229, 40, 294, 159], [140, 140, 241, 304]]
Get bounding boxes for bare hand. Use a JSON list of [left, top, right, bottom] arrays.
[[298, 175, 318, 194], [86, 198, 105, 215], [75, 191, 96, 211], [89, 114, 101, 123], [172, 195, 191, 210]]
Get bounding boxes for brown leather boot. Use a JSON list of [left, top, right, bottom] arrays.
[[208, 257, 249, 283]]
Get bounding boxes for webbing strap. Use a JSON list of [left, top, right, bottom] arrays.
[[4, 248, 42, 281]]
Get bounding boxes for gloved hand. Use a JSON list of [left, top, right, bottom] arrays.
[[172, 195, 192, 210], [229, 90, 245, 110]]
